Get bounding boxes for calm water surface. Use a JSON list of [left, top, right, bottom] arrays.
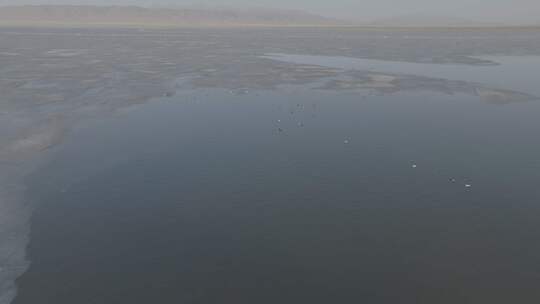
[[14, 58, 540, 303]]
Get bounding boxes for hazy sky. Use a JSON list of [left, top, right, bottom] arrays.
[[1, 0, 539, 24]]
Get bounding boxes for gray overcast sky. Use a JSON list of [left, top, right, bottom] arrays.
[[1, 0, 539, 24]]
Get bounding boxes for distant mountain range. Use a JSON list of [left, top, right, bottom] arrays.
[[0, 5, 344, 27], [369, 13, 508, 28], [0, 5, 537, 28]]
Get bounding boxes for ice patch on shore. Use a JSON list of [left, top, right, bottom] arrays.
[[0, 118, 67, 303], [0, 170, 31, 304]]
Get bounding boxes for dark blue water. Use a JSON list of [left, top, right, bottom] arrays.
[[16, 85, 540, 303]]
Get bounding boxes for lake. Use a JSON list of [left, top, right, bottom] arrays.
[[2, 27, 540, 304]]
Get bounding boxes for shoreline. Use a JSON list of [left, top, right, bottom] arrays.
[[0, 21, 539, 31]]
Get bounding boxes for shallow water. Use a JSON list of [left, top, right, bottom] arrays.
[[264, 53, 540, 96], [16, 84, 540, 303]]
